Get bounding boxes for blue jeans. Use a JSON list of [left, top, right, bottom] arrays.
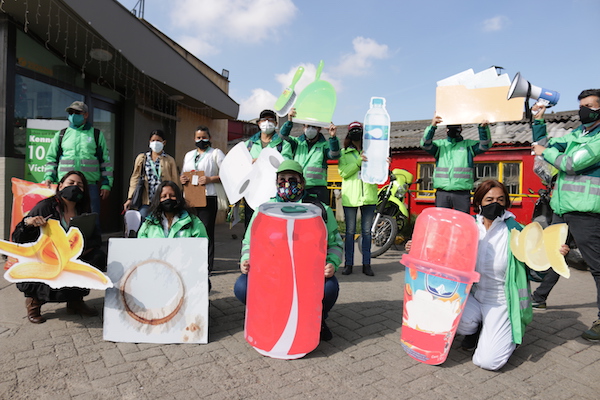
[[343, 205, 376, 266], [233, 273, 339, 319], [139, 205, 150, 221]]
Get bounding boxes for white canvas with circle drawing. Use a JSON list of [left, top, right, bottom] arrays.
[[103, 238, 209, 344]]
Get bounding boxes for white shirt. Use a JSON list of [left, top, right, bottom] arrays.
[[181, 147, 225, 196], [472, 210, 515, 306]]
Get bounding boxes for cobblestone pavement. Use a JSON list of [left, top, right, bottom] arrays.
[[1, 223, 600, 399]]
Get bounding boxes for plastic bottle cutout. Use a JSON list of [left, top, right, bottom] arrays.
[[293, 60, 337, 128], [362, 97, 390, 184]]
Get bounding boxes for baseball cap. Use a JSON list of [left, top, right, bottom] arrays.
[[348, 121, 363, 131], [276, 160, 303, 175], [259, 109, 277, 120], [65, 101, 88, 113]]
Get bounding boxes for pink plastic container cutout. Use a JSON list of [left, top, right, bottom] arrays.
[[246, 203, 326, 359], [400, 207, 480, 365]]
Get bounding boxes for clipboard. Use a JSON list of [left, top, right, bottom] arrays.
[[182, 171, 207, 207], [69, 213, 98, 241]]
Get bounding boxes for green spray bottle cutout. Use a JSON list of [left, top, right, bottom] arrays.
[[293, 60, 337, 128]]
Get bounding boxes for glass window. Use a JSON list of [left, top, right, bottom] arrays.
[[475, 161, 521, 194], [13, 74, 83, 156], [417, 163, 435, 197], [16, 30, 84, 88], [475, 163, 499, 185], [503, 162, 521, 194], [92, 107, 116, 160]]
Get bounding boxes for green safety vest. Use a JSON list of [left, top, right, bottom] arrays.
[[279, 121, 340, 188], [44, 125, 114, 190], [533, 121, 600, 215], [421, 125, 491, 191]]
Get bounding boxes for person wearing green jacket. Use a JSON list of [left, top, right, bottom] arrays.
[[44, 101, 113, 223], [233, 160, 343, 341], [531, 89, 600, 341], [242, 109, 293, 228], [421, 115, 491, 213], [137, 181, 207, 239], [338, 122, 379, 276], [279, 108, 340, 204]]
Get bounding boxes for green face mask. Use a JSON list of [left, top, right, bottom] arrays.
[[68, 113, 85, 128]]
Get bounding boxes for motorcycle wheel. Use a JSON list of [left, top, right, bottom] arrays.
[[357, 215, 398, 258]]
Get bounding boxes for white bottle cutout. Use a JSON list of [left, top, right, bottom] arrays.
[[362, 97, 390, 184]]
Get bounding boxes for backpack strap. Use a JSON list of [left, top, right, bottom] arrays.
[[56, 128, 68, 161], [94, 128, 102, 162], [302, 195, 328, 223]]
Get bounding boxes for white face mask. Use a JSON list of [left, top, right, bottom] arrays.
[[259, 121, 276, 135], [149, 141, 164, 153], [305, 127, 318, 140]]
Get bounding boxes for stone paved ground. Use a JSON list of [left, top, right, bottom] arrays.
[[1, 223, 600, 399]]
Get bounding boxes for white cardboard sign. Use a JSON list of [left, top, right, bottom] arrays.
[[103, 238, 209, 344]]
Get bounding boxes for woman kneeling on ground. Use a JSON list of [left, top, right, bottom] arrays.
[[13, 171, 107, 323], [407, 180, 568, 370]]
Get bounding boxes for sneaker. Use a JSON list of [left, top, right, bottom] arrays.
[[320, 320, 333, 341], [582, 320, 600, 341], [531, 301, 547, 310]]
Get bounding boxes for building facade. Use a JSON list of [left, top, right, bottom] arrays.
[[0, 0, 239, 238]]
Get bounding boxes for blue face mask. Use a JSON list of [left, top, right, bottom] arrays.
[[68, 113, 85, 128]]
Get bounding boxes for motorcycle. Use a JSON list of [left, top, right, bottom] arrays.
[[358, 168, 419, 258]]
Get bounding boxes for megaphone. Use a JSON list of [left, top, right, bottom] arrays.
[[507, 72, 560, 106]]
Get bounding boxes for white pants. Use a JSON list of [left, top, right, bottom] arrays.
[[457, 296, 516, 371]]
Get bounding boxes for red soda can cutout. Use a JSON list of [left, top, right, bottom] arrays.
[[246, 202, 326, 359]]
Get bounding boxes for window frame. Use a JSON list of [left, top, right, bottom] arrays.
[[416, 160, 523, 200]]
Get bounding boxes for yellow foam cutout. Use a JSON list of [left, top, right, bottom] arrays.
[[543, 223, 570, 278], [522, 222, 551, 272], [509, 228, 526, 263]]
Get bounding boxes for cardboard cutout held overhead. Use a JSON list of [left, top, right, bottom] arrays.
[[293, 60, 337, 127]]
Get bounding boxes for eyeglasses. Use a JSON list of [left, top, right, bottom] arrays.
[[68, 111, 83, 115]]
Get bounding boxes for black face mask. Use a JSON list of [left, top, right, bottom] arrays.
[[447, 127, 462, 138], [579, 106, 600, 125], [60, 185, 84, 203], [480, 202, 504, 220], [348, 130, 362, 141], [160, 199, 179, 213], [195, 139, 211, 150]]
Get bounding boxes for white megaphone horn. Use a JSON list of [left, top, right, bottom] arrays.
[[507, 72, 560, 107]]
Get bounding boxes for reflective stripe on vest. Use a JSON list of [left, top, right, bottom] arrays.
[[328, 246, 343, 260], [81, 159, 99, 166], [306, 166, 326, 180], [561, 175, 600, 196], [434, 167, 472, 180]]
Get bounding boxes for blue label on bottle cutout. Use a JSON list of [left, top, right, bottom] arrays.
[[364, 125, 389, 140]]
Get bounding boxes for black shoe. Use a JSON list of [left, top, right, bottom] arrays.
[[362, 264, 374, 276], [320, 320, 333, 341], [341, 265, 353, 275]]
